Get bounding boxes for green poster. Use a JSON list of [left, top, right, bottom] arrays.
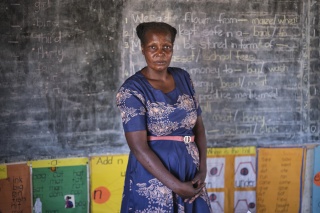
[[32, 165, 88, 213]]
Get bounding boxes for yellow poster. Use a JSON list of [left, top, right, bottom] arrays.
[[0, 164, 7, 179], [90, 154, 128, 213], [29, 157, 88, 168], [257, 148, 305, 213], [206, 147, 256, 213]]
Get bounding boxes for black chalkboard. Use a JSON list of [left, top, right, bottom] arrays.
[[0, 0, 319, 162], [0, 0, 125, 162]]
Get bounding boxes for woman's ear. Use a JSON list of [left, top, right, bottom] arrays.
[[141, 46, 144, 55]]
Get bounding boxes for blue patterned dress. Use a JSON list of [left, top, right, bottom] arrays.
[[116, 67, 212, 213]]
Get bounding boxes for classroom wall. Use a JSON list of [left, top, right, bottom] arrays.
[[0, 0, 319, 162]]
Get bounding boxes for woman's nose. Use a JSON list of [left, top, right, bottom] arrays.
[[156, 49, 165, 56]]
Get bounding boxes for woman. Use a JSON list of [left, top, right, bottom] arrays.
[[116, 22, 212, 212]]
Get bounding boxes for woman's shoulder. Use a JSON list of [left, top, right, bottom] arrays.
[[119, 71, 144, 91]]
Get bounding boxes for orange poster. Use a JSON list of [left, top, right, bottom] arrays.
[[257, 148, 305, 213], [0, 163, 32, 213]]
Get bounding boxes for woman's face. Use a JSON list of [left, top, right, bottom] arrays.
[[141, 29, 173, 73]]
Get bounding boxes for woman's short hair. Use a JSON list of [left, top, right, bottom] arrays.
[[136, 22, 177, 45]]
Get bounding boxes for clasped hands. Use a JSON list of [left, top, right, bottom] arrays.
[[176, 170, 207, 203]]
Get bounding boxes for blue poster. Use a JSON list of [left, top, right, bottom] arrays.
[[312, 146, 320, 213]]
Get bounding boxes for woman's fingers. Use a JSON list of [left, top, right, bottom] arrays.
[[186, 184, 206, 203], [188, 191, 201, 203]]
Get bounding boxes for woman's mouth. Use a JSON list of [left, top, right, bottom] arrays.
[[155, 61, 166, 65]]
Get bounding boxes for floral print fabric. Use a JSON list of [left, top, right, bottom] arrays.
[[117, 67, 212, 213]]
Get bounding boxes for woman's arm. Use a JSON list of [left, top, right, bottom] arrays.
[[192, 116, 208, 187], [184, 115, 208, 203], [125, 130, 205, 199]]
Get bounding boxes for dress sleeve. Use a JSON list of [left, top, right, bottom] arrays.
[[186, 71, 202, 116], [116, 86, 147, 132]]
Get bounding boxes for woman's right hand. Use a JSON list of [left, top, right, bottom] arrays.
[[175, 181, 206, 201]]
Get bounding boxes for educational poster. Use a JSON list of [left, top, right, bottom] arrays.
[[206, 157, 225, 189], [0, 163, 32, 213], [234, 191, 256, 213], [30, 158, 88, 213], [0, 164, 7, 179], [256, 148, 305, 213], [206, 147, 256, 213], [312, 146, 320, 213], [90, 155, 128, 213]]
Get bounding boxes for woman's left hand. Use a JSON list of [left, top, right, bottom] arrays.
[[184, 169, 207, 203], [192, 169, 207, 188], [185, 187, 207, 203]]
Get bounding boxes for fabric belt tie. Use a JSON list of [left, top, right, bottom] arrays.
[[147, 136, 195, 144]]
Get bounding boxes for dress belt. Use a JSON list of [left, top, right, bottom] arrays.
[[147, 135, 195, 143]]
